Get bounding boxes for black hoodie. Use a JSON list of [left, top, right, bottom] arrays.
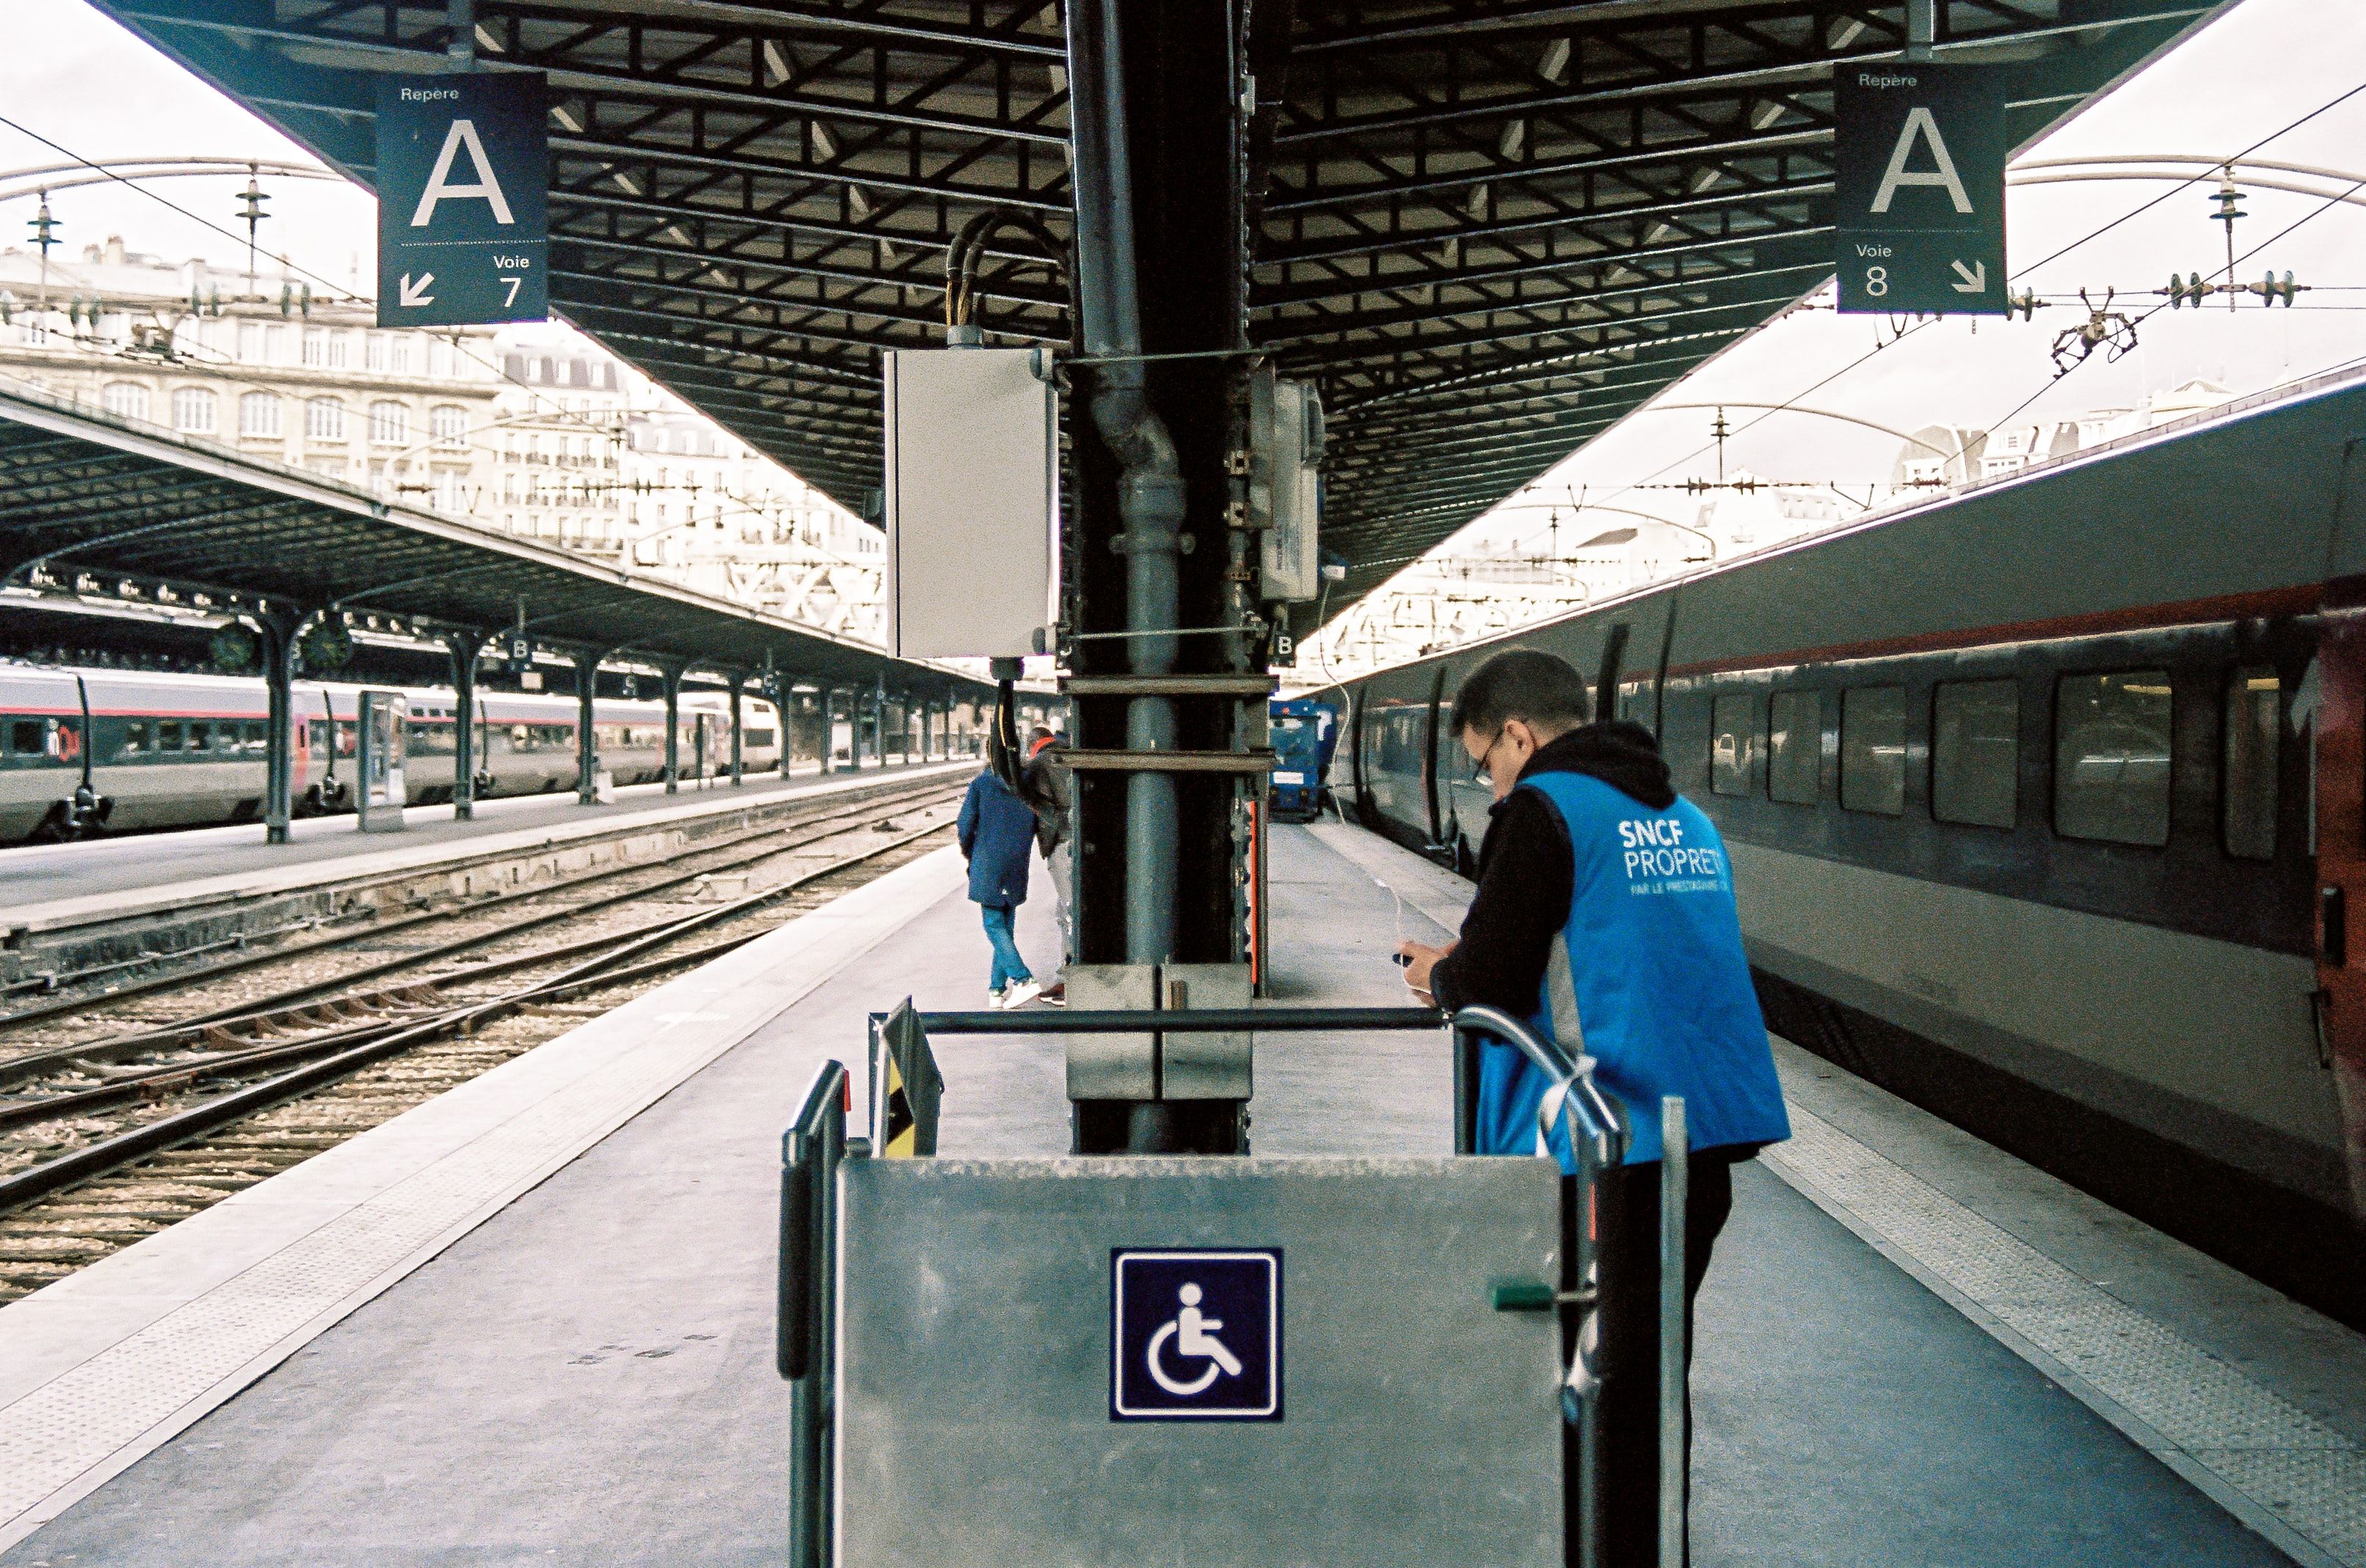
[[1427, 722, 1675, 1020]]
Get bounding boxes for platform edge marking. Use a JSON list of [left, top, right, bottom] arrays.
[[1763, 1104, 2366, 1568]]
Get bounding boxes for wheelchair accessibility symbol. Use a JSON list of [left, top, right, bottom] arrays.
[[1111, 1250, 1281, 1421]]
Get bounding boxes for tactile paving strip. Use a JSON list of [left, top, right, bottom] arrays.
[[1768, 1104, 2366, 1568]]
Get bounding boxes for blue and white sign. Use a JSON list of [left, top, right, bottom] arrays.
[[1110, 1249, 1281, 1421], [376, 73, 549, 328]]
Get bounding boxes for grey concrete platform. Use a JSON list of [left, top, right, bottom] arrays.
[[0, 756, 966, 930], [0, 823, 2359, 1565]]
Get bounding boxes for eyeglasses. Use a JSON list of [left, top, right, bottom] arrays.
[[1470, 726, 1505, 787]]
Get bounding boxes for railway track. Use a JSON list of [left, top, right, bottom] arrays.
[[0, 777, 965, 1303]]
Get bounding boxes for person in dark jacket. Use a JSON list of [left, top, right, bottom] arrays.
[[1396, 647, 1788, 1568], [956, 765, 1041, 1008], [1019, 726, 1074, 991]]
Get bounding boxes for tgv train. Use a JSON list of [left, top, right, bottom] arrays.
[[0, 666, 782, 840], [1337, 368, 2366, 1328]]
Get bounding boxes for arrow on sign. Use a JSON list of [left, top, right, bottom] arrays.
[[1950, 260, 1987, 293], [398, 271, 437, 307]]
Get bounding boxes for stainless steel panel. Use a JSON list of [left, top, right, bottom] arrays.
[[835, 1156, 1563, 1567], [1161, 963, 1253, 1101], [1065, 963, 1157, 1101]]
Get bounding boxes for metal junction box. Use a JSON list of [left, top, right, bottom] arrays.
[[1248, 371, 1325, 602], [832, 1156, 1564, 1567], [883, 346, 1059, 659]]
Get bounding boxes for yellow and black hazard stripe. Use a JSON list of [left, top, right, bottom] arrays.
[[880, 1049, 918, 1157]]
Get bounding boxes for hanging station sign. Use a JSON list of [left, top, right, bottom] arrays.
[[375, 72, 550, 327]]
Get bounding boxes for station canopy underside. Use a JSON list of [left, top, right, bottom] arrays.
[[0, 387, 967, 690], [95, 0, 2219, 607]]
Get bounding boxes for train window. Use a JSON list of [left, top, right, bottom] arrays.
[[2223, 667, 2279, 860], [8, 720, 39, 756], [189, 723, 213, 753], [121, 721, 150, 757], [1767, 691, 1821, 804], [2055, 671, 2173, 847], [746, 728, 777, 748], [158, 720, 183, 752], [308, 720, 330, 754], [1710, 693, 1759, 797], [1840, 686, 1907, 815], [243, 721, 267, 753], [1932, 680, 2019, 829]]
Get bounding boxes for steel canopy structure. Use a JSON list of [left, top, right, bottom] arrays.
[[93, 0, 2223, 608], [0, 384, 954, 686]]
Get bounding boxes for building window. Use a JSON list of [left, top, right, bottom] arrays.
[[1932, 679, 2019, 828], [430, 404, 467, 448], [2054, 671, 2173, 847], [430, 338, 455, 378], [305, 396, 345, 441], [391, 335, 414, 375], [2224, 668, 2279, 860], [302, 327, 327, 367], [365, 333, 388, 372], [1767, 690, 1821, 805], [171, 387, 217, 434], [1840, 685, 1907, 815], [326, 332, 349, 369], [102, 382, 150, 421], [368, 400, 409, 446], [237, 321, 264, 362], [264, 324, 286, 364], [240, 390, 282, 438]]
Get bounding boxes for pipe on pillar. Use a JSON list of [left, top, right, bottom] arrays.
[[729, 674, 745, 785], [574, 649, 606, 804], [661, 664, 684, 793], [260, 611, 297, 845], [1069, 0, 1186, 966], [444, 631, 484, 820], [1904, 0, 1936, 59]]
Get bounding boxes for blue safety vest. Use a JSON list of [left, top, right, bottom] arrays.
[[1474, 770, 1791, 1169]]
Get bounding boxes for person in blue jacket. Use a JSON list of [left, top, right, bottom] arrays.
[[1397, 648, 1788, 1568], [957, 762, 1041, 1008]]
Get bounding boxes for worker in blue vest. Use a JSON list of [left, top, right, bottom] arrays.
[[1397, 647, 1788, 1568]]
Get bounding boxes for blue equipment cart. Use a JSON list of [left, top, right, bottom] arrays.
[[1268, 697, 1337, 820]]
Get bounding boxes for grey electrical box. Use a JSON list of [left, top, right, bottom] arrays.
[[884, 348, 1059, 659], [1250, 371, 1324, 602]]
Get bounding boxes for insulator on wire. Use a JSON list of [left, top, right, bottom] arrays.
[[2006, 287, 2039, 321]]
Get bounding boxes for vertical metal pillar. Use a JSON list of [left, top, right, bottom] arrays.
[[818, 689, 834, 774], [850, 687, 866, 771], [1659, 1095, 1690, 1568], [445, 631, 483, 820], [260, 611, 296, 844], [575, 649, 604, 804], [661, 664, 683, 793], [1904, 0, 1936, 59], [729, 674, 745, 785]]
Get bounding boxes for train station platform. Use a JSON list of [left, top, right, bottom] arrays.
[[0, 756, 968, 938], [0, 823, 2361, 1565]]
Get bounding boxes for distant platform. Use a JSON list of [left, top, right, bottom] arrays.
[[0, 758, 968, 936], [0, 824, 2357, 1566]]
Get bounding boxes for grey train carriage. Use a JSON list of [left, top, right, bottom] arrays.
[[1332, 368, 2366, 1331], [0, 665, 781, 841]]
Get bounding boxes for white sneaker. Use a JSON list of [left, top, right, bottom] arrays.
[[1000, 979, 1043, 1010], [987, 986, 1008, 1008]]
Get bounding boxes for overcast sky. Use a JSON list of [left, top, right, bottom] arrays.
[[9, 0, 2364, 563]]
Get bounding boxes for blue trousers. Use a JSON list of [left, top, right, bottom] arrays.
[[980, 903, 1030, 991]]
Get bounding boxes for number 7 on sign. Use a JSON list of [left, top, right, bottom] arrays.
[[498, 273, 523, 308]]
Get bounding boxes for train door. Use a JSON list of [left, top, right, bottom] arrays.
[[2310, 614, 2366, 1220], [1422, 668, 1445, 853]]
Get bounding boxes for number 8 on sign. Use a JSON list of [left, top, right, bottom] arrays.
[[1865, 265, 1889, 299]]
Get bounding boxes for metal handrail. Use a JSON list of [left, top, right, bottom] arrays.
[[779, 1060, 847, 1568], [914, 1005, 1441, 1034]]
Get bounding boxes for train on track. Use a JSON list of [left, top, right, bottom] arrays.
[[0, 667, 782, 840], [1329, 366, 2366, 1328]]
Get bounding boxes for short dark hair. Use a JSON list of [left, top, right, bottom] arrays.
[[1450, 648, 1591, 737]]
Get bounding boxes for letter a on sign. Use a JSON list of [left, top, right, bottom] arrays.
[[410, 120, 517, 227], [377, 72, 549, 328], [1871, 108, 1973, 215]]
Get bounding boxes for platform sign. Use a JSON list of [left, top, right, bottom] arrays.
[[1833, 62, 2006, 315], [375, 73, 548, 328], [1110, 1250, 1281, 1421]]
